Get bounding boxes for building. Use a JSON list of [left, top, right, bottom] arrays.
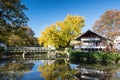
[[75, 30, 108, 52], [114, 36, 120, 51]]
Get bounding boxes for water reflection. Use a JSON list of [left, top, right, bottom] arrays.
[[21, 60, 44, 80], [76, 63, 120, 80], [0, 60, 55, 80], [0, 61, 34, 80], [0, 60, 120, 80], [38, 59, 77, 80]]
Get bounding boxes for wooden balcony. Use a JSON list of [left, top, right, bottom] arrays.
[[81, 38, 100, 41], [74, 45, 106, 49]]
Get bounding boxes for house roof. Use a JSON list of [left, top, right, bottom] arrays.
[[75, 30, 107, 40]]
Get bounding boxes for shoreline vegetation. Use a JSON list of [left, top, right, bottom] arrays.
[[68, 50, 120, 79], [70, 51, 120, 64]]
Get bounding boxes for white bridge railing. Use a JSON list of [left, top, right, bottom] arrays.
[[7, 47, 49, 51]]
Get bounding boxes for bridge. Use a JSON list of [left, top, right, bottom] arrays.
[[6, 47, 51, 59], [7, 47, 50, 53], [1, 47, 67, 60]]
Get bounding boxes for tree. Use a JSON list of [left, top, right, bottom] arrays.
[[7, 34, 22, 47], [0, 26, 38, 47], [0, 0, 28, 28], [38, 15, 84, 48], [92, 9, 120, 39], [38, 60, 77, 80]]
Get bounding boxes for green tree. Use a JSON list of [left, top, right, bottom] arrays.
[[38, 15, 84, 48], [0, 0, 28, 28], [0, 26, 38, 47], [0, 28, 12, 43], [7, 34, 21, 47]]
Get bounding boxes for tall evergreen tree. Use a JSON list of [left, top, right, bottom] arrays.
[[0, 0, 28, 28]]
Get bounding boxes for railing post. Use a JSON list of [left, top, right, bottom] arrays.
[[22, 51, 26, 59]]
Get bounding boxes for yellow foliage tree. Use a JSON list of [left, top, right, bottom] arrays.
[[38, 15, 84, 48], [38, 61, 77, 80]]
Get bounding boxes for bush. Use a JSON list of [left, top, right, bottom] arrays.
[[55, 58, 65, 64], [70, 51, 120, 64], [0, 47, 5, 53], [69, 51, 90, 64], [105, 52, 119, 63], [56, 51, 67, 58], [92, 52, 104, 62], [56, 48, 65, 51]]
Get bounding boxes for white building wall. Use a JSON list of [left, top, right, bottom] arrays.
[[114, 36, 120, 51]]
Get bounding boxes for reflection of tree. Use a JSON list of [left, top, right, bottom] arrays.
[[0, 62, 34, 80], [38, 61, 77, 80]]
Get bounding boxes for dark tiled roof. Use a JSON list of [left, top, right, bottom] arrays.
[[75, 30, 107, 40]]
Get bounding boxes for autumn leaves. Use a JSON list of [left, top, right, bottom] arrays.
[[38, 15, 84, 48], [39, 9, 120, 48]]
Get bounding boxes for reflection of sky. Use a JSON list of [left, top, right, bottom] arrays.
[[70, 64, 78, 70], [115, 72, 120, 79], [21, 60, 44, 80], [21, 60, 78, 80]]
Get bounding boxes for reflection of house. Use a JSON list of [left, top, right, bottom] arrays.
[[114, 36, 120, 51], [75, 30, 107, 52]]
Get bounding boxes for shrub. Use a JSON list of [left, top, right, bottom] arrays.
[[92, 52, 104, 62], [0, 47, 6, 54], [105, 52, 119, 63], [55, 58, 65, 64], [69, 51, 89, 64], [0, 47, 5, 51], [70, 51, 120, 64], [56, 51, 66, 58]]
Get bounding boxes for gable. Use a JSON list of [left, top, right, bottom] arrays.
[[76, 30, 107, 40]]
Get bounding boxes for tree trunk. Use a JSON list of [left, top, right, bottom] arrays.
[[59, 40, 71, 48]]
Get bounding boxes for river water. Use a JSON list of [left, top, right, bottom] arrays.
[[0, 60, 120, 80], [21, 60, 44, 80]]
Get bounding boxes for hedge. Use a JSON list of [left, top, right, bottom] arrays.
[[70, 51, 120, 64]]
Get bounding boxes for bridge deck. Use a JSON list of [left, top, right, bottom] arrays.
[[7, 47, 49, 53]]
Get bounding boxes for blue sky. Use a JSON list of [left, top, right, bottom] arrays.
[[23, 0, 120, 37]]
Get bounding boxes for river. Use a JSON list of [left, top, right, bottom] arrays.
[[0, 60, 120, 80]]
